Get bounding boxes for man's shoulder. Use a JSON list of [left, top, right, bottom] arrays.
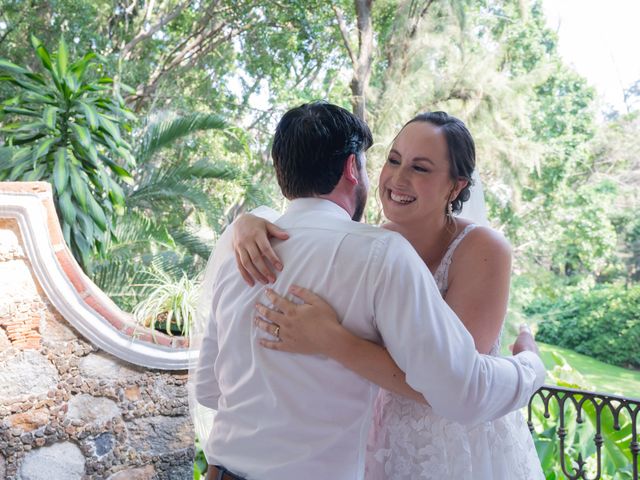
[[326, 219, 410, 247]]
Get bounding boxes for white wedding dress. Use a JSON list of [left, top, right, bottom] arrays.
[[365, 224, 544, 480]]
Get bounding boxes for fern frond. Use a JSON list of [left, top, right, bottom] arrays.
[[136, 113, 227, 164]]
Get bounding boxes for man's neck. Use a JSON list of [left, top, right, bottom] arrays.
[[316, 193, 352, 218]]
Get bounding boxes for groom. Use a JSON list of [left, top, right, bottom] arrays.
[[194, 101, 545, 480]]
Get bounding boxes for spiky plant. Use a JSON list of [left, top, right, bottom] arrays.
[[0, 36, 136, 268]]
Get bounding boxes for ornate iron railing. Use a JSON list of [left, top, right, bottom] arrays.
[[528, 385, 640, 479]]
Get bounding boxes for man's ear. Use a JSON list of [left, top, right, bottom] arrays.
[[343, 154, 359, 186]]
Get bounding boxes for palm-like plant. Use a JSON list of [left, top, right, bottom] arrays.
[[0, 36, 136, 268], [90, 112, 259, 323]]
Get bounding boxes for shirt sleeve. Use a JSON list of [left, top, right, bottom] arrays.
[[371, 234, 545, 425], [193, 223, 236, 409]]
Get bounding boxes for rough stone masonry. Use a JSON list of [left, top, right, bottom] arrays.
[[0, 216, 194, 479]]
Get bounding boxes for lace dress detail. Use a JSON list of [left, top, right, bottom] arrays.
[[365, 224, 543, 479]]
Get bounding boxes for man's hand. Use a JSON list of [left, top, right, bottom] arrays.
[[509, 323, 540, 356]]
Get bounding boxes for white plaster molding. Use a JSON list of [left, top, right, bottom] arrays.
[[0, 190, 198, 370]]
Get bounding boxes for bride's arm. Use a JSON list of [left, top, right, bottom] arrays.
[[443, 227, 512, 354], [255, 286, 427, 404]]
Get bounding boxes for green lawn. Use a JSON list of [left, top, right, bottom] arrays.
[[538, 342, 640, 400]]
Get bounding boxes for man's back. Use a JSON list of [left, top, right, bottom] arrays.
[[197, 199, 400, 479]]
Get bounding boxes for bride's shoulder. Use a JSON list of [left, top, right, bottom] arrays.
[[453, 223, 512, 269]]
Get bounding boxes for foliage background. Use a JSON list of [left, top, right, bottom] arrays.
[[1, 0, 638, 354], [1, 0, 639, 475]]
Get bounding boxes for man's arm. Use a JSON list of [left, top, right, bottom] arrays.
[[372, 234, 545, 425]]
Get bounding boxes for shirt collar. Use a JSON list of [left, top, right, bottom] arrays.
[[286, 198, 352, 221]]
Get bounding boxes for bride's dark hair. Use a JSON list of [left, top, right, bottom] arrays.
[[404, 112, 475, 214]]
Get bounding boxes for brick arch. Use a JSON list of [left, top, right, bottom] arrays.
[[0, 182, 194, 370]]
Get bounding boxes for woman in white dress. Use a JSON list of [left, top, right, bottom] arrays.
[[232, 112, 544, 479]]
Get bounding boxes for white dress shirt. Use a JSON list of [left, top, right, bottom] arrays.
[[194, 198, 545, 480]]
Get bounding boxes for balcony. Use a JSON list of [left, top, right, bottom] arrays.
[[528, 385, 639, 479]]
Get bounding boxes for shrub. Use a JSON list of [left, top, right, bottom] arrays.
[[528, 284, 640, 369], [0, 36, 135, 269]]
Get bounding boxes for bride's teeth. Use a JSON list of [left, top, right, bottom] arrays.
[[390, 191, 416, 203]]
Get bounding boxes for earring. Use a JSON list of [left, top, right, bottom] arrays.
[[446, 202, 454, 221]]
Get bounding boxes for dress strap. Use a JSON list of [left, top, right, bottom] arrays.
[[433, 224, 478, 294]]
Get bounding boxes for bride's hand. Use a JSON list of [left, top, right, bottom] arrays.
[[255, 285, 349, 356], [232, 213, 289, 286]]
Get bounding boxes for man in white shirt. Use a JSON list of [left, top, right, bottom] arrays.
[[193, 101, 545, 480]]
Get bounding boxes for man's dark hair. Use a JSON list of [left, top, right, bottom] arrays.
[[271, 101, 373, 198]]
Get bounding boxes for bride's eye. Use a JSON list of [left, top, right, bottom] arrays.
[[387, 157, 400, 165]]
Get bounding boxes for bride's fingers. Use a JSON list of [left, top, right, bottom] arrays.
[[238, 248, 268, 284], [266, 223, 290, 242], [264, 226, 287, 270], [235, 251, 255, 287], [254, 317, 280, 337], [265, 288, 297, 314], [255, 303, 286, 324], [259, 338, 290, 351], [246, 244, 275, 283], [289, 285, 325, 305]]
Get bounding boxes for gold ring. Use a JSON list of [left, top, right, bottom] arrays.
[[274, 325, 280, 338]]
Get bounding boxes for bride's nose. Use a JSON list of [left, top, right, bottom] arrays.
[[391, 165, 411, 187]]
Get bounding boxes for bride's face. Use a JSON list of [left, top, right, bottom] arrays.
[[378, 121, 459, 226]]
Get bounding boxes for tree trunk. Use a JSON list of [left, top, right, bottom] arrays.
[[334, 0, 373, 121]]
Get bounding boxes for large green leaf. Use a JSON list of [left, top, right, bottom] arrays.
[[87, 194, 108, 231], [107, 178, 126, 213], [57, 38, 69, 77], [64, 73, 80, 94], [85, 143, 99, 166], [53, 148, 69, 193], [58, 190, 76, 225], [101, 156, 134, 183], [8, 156, 31, 180], [69, 167, 88, 210], [76, 210, 95, 240], [32, 137, 55, 161], [3, 106, 40, 117], [77, 101, 100, 131], [69, 52, 96, 81], [70, 123, 91, 150], [30, 35, 53, 72], [99, 116, 122, 144], [72, 228, 91, 264], [12, 78, 53, 98], [23, 163, 47, 181], [0, 147, 14, 169], [43, 106, 58, 130], [0, 59, 30, 75]]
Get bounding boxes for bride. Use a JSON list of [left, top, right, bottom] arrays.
[[231, 112, 543, 479]]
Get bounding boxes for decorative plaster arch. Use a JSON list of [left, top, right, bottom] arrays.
[[0, 182, 196, 370]]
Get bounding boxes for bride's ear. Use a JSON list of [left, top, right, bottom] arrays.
[[449, 178, 469, 200]]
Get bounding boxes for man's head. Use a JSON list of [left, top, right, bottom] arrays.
[[271, 101, 373, 220]]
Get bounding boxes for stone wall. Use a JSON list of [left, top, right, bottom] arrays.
[[0, 211, 194, 479]]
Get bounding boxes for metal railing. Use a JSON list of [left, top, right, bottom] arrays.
[[528, 385, 640, 479]]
